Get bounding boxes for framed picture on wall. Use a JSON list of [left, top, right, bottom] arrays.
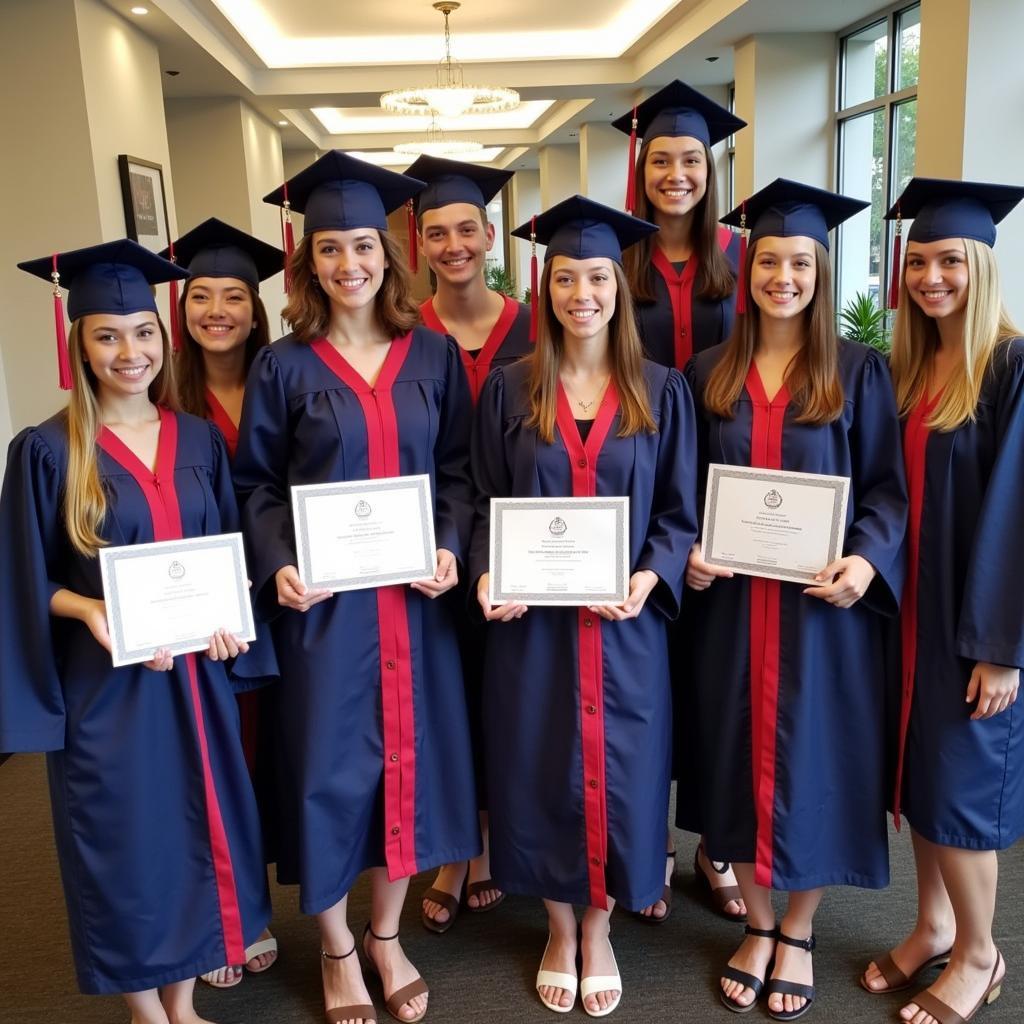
[[117, 155, 171, 252]]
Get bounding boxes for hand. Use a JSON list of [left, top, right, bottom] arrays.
[[966, 662, 1020, 720], [803, 554, 876, 608], [276, 565, 332, 612], [79, 597, 113, 653], [476, 572, 528, 622], [206, 628, 249, 661], [410, 548, 459, 599], [685, 543, 734, 591], [143, 648, 174, 672], [589, 570, 659, 621]]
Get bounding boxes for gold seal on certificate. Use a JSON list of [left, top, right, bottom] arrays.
[[291, 475, 437, 592], [701, 464, 850, 584], [489, 496, 630, 606], [99, 533, 256, 667]]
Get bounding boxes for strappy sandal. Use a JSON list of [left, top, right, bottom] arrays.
[[633, 850, 675, 924], [322, 943, 376, 1024], [859, 947, 952, 994], [720, 924, 778, 1014], [694, 843, 747, 922], [766, 931, 816, 1021], [908, 950, 1004, 1024], [466, 878, 506, 913], [419, 885, 461, 935], [362, 924, 430, 1024]]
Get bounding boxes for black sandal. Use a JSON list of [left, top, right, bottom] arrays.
[[766, 932, 816, 1021], [720, 925, 778, 1014], [321, 944, 377, 1024]]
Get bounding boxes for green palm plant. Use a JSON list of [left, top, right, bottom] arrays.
[[839, 291, 889, 353]]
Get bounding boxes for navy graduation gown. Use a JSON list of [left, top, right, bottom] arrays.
[[678, 341, 907, 890], [470, 360, 698, 910], [0, 409, 271, 994], [635, 227, 740, 369], [896, 337, 1024, 849], [232, 327, 480, 914]]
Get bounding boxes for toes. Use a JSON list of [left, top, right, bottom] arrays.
[[466, 893, 479, 909], [900, 1003, 919, 1022], [559, 988, 573, 1008], [724, 899, 742, 916]]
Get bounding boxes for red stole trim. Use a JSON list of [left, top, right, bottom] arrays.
[[96, 408, 247, 966], [310, 335, 420, 879], [420, 295, 520, 405], [554, 380, 620, 909], [205, 388, 239, 459], [651, 226, 734, 370], [743, 365, 791, 888], [892, 389, 943, 829]]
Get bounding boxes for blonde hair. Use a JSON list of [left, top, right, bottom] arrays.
[[891, 238, 1020, 430], [526, 260, 656, 444], [64, 316, 178, 557]]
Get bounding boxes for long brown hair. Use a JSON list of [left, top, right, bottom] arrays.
[[175, 278, 270, 417], [704, 239, 843, 424], [281, 230, 419, 342], [64, 315, 179, 556], [623, 137, 735, 304], [526, 259, 656, 444]]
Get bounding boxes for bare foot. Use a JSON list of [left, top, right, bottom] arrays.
[[466, 847, 502, 909], [363, 931, 428, 1021], [721, 930, 776, 1010], [580, 923, 620, 1014], [538, 931, 578, 1010], [421, 862, 467, 926], [696, 845, 746, 918], [862, 920, 955, 992], [901, 950, 1004, 1024], [767, 935, 814, 1017], [637, 848, 675, 920], [322, 938, 376, 1024]]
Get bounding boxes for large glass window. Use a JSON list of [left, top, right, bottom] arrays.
[[835, 3, 919, 325]]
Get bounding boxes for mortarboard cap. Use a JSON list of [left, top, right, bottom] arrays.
[[18, 239, 187, 390], [162, 217, 283, 290], [405, 155, 513, 217]]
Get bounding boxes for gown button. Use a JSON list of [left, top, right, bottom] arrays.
[[390, 752, 399, 762], [586, 704, 597, 715], [391, 826, 400, 835], [385, 659, 396, 670], [589, 778, 599, 789], [583, 618, 593, 628], [591, 856, 601, 866], [577, 457, 587, 468]]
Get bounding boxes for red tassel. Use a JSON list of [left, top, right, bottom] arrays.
[[529, 216, 538, 343], [625, 106, 638, 215], [167, 240, 182, 352], [887, 212, 903, 310], [407, 199, 419, 274], [735, 203, 748, 315], [51, 254, 72, 391], [281, 181, 296, 293]]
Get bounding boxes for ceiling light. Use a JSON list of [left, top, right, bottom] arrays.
[[277, 120, 288, 126], [381, 3, 519, 119], [394, 116, 483, 158], [130, 6, 149, 13]]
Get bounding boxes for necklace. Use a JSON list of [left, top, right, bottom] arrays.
[[562, 374, 610, 413]]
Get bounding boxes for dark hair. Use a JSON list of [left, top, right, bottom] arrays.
[[623, 137, 735, 304]]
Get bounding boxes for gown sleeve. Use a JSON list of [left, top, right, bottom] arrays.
[[845, 348, 908, 617], [206, 422, 279, 691], [0, 429, 67, 752], [956, 340, 1024, 668], [635, 369, 699, 619], [432, 336, 476, 564], [233, 345, 295, 623]]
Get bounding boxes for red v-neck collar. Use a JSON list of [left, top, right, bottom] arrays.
[[745, 361, 792, 408], [555, 379, 620, 497], [205, 388, 239, 455], [310, 333, 410, 395]]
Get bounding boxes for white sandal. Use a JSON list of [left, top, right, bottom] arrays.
[[536, 935, 578, 1013], [580, 940, 621, 1018], [244, 934, 279, 974]]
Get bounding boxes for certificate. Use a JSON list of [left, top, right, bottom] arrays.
[[99, 533, 256, 667], [292, 475, 437, 592], [489, 497, 629, 606], [701, 464, 850, 584]]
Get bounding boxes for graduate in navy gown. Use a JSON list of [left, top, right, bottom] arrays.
[[475, 196, 698, 1016], [859, 179, 1024, 1024], [234, 151, 479, 1024], [682, 181, 906, 1019], [405, 155, 531, 932], [165, 218, 284, 986], [0, 241, 271, 1020], [612, 80, 749, 923]]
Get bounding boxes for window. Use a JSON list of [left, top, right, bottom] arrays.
[[835, 3, 919, 320]]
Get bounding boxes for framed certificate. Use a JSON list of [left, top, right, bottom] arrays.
[[99, 533, 256, 667], [701, 464, 850, 584], [292, 475, 437, 592], [489, 496, 629, 606]]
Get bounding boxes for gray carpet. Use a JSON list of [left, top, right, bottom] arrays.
[[1, 754, 1021, 1024]]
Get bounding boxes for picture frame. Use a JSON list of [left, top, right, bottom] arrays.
[[117, 155, 171, 252]]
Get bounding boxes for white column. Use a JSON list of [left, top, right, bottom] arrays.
[[579, 122, 627, 209], [539, 145, 581, 210], [509, 169, 541, 297]]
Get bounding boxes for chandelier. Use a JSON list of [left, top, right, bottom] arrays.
[[381, 2, 519, 120], [394, 116, 484, 158]]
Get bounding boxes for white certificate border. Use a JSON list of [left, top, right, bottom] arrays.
[[703, 465, 849, 584], [490, 496, 629, 605], [99, 533, 255, 667], [291, 475, 436, 592]]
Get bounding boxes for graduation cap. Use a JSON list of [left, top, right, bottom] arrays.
[[721, 179, 869, 313], [159, 218, 284, 349], [510, 195, 658, 340], [263, 150, 425, 283], [883, 177, 1024, 308], [18, 239, 188, 390], [405, 155, 513, 217], [611, 80, 747, 214]]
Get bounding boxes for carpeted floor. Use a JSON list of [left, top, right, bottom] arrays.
[[1, 754, 1021, 1024]]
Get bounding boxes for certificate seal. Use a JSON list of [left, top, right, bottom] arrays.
[[763, 489, 783, 509], [548, 516, 568, 536], [355, 499, 372, 518], [168, 560, 186, 580]]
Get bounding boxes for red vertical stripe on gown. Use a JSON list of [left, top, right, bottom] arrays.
[[554, 381, 620, 909], [743, 365, 791, 888], [97, 408, 247, 966], [204, 388, 240, 460], [310, 334, 420, 879], [892, 390, 942, 828]]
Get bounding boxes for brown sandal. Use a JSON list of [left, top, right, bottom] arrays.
[[859, 948, 952, 994], [363, 924, 430, 1024], [694, 843, 747, 922], [322, 944, 377, 1024], [466, 879, 506, 913], [634, 850, 675, 924], [908, 951, 1004, 1024], [419, 886, 460, 934]]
